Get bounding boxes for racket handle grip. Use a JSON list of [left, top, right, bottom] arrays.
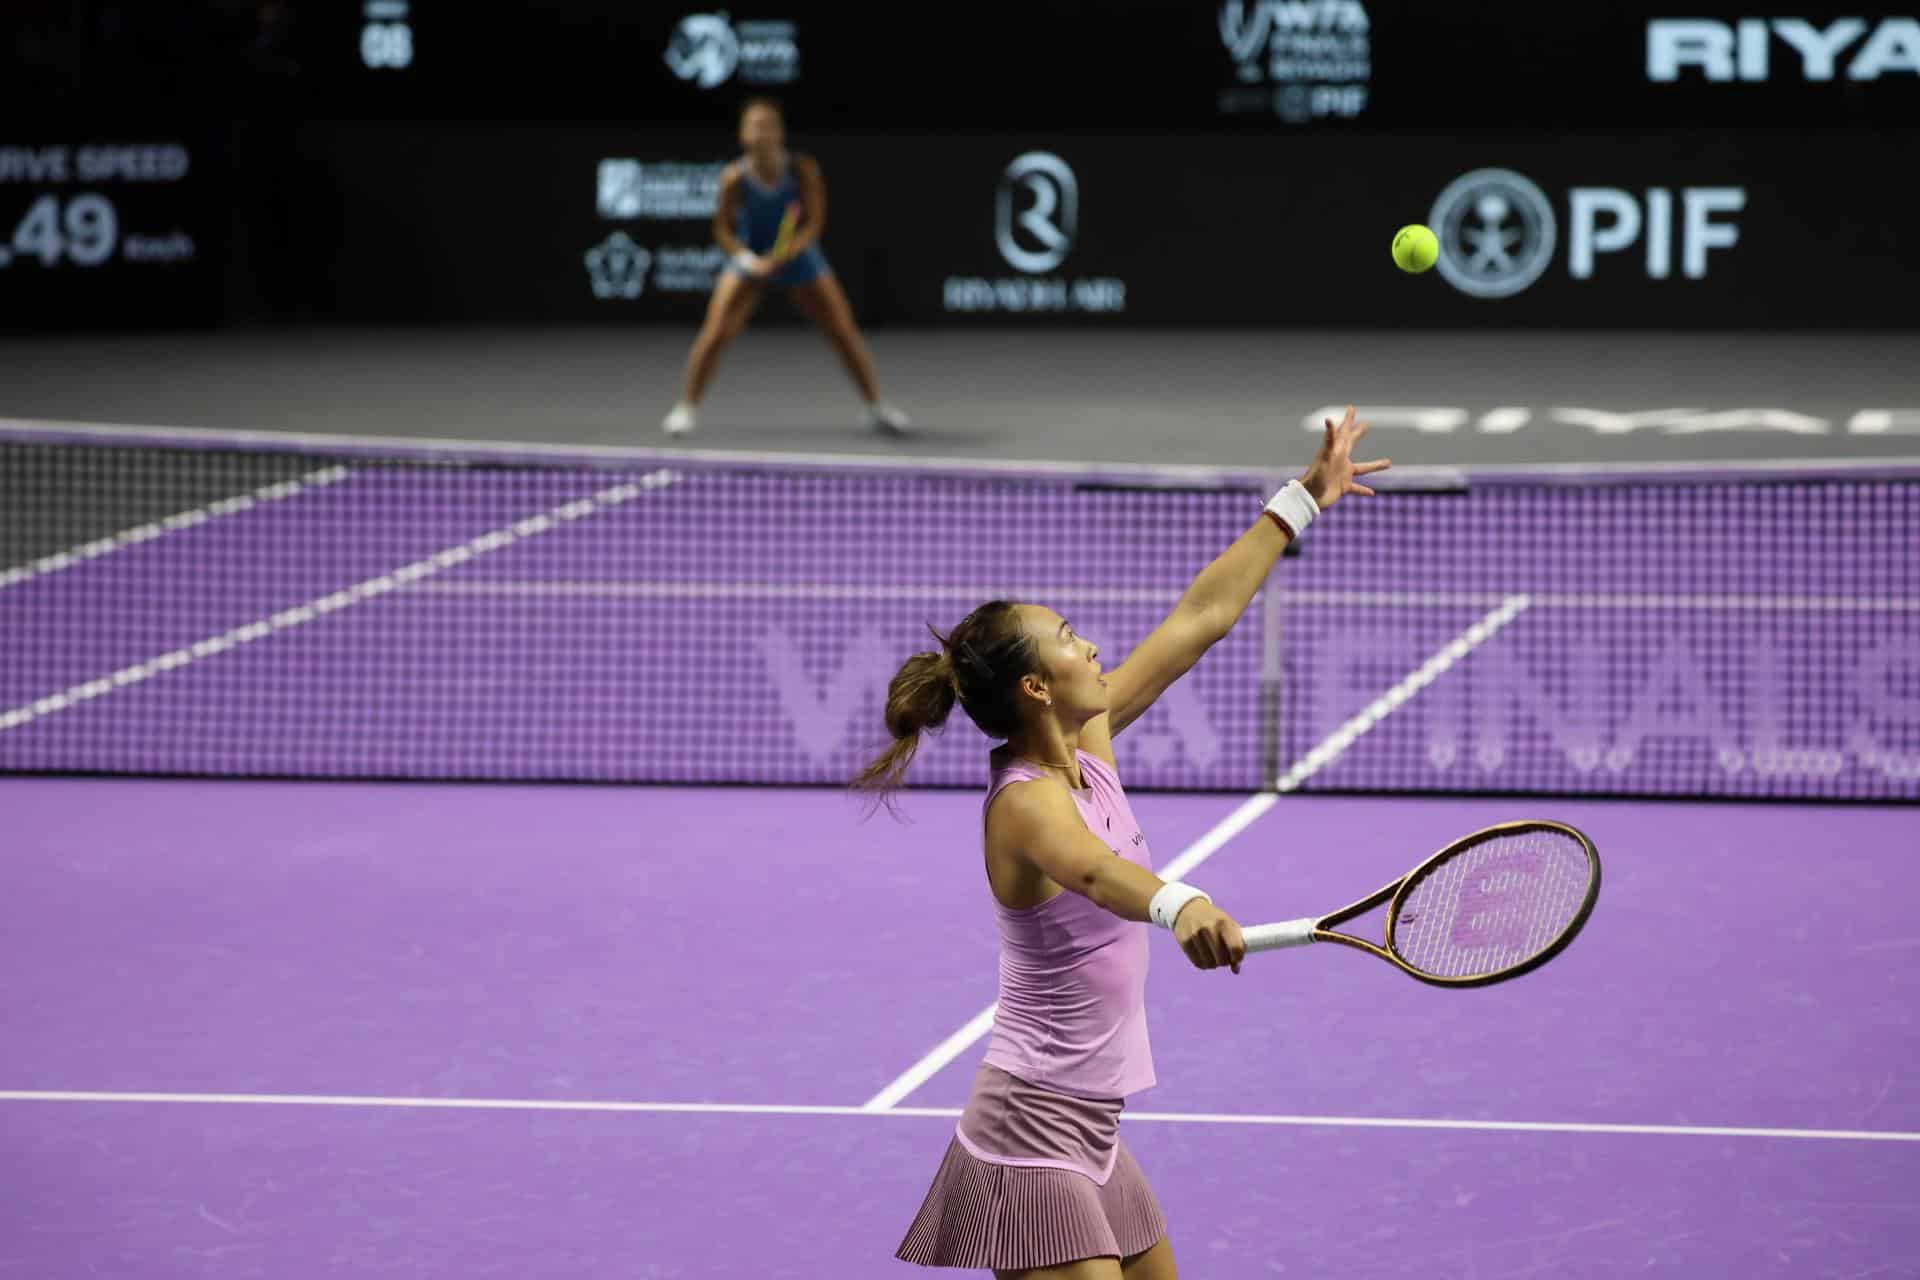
[[1242, 918, 1317, 954]]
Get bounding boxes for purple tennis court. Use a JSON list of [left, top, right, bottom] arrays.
[[3, 425, 1918, 1277], [5, 783, 1917, 1277]]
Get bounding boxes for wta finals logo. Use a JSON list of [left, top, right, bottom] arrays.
[[1217, 0, 1372, 121], [664, 13, 798, 89]]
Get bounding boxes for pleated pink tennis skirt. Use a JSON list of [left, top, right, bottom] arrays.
[[896, 1063, 1166, 1270]]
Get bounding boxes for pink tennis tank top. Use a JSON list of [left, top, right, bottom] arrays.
[[979, 746, 1157, 1100]]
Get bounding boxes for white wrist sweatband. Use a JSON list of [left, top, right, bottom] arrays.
[[1263, 479, 1320, 537], [1149, 882, 1211, 931], [732, 249, 758, 272]]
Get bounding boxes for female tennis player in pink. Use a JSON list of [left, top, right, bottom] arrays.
[[859, 409, 1386, 1278], [661, 97, 908, 437]]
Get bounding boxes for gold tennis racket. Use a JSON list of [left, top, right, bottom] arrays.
[[1243, 820, 1600, 987], [769, 201, 801, 259]]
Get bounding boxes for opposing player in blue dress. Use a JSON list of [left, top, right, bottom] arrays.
[[663, 98, 908, 437]]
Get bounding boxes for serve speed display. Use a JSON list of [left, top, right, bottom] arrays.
[[0, 142, 213, 327]]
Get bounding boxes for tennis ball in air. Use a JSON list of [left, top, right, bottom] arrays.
[[1392, 224, 1439, 274]]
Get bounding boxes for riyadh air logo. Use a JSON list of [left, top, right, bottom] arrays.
[[1647, 18, 1920, 82], [1428, 168, 1557, 299], [664, 15, 738, 88], [585, 232, 651, 300], [996, 152, 1077, 274], [946, 151, 1123, 314]]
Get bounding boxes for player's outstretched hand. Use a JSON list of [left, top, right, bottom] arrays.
[[1300, 406, 1391, 510], [1175, 901, 1247, 975]]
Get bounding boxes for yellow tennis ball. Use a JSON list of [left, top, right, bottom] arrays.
[[1392, 224, 1439, 274]]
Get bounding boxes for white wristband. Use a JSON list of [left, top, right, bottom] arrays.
[[1149, 882, 1211, 931], [732, 249, 758, 273], [1263, 479, 1320, 538]]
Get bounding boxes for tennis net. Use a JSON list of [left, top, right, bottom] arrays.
[[3, 424, 1915, 800]]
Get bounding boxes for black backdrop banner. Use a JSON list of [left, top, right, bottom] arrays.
[[5, 3, 1917, 131], [235, 126, 1914, 330]]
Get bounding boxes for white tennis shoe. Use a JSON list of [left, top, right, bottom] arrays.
[[661, 402, 698, 436], [867, 401, 911, 436]]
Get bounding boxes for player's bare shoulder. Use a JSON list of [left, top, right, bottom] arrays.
[[983, 776, 1072, 908], [791, 151, 825, 183]]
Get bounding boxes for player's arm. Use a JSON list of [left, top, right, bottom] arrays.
[[780, 153, 826, 259], [1097, 408, 1388, 737], [711, 166, 752, 262], [995, 779, 1244, 971]]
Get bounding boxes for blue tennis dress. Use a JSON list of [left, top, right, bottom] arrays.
[[726, 156, 829, 288]]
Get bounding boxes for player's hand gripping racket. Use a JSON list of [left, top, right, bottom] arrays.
[[1243, 821, 1600, 987]]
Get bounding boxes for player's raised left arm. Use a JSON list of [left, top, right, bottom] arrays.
[[1100, 408, 1387, 736]]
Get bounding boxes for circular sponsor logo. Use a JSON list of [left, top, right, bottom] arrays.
[[995, 152, 1078, 274], [664, 14, 739, 89], [1428, 168, 1557, 299]]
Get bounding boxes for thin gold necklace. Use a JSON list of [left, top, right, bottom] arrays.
[[1022, 755, 1083, 782]]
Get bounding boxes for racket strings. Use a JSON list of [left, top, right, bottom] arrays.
[[1391, 828, 1592, 979]]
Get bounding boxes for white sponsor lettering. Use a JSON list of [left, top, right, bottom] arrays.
[[755, 624, 1221, 768], [942, 276, 1126, 314], [1302, 405, 1920, 435], [598, 160, 726, 221], [1648, 17, 1920, 82], [1848, 410, 1920, 434], [1568, 187, 1744, 280], [1322, 628, 1920, 783]]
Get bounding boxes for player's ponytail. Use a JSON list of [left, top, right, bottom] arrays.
[[851, 602, 1038, 817]]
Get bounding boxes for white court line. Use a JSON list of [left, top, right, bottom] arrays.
[[407, 581, 1207, 606], [861, 791, 1282, 1112], [1, 1091, 1913, 1144], [1275, 596, 1532, 793], [0, 465, 351, 590], [0, 471, 676, 736], [864, 600, 1532, 1110]]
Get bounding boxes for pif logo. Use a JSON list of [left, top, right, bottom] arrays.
[[1428, 167, 1747, 299], [1428, 169, 1557, 299]]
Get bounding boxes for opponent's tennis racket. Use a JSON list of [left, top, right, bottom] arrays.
[[769, 201, 802, 259], [1242, 820, 1599, 987]]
